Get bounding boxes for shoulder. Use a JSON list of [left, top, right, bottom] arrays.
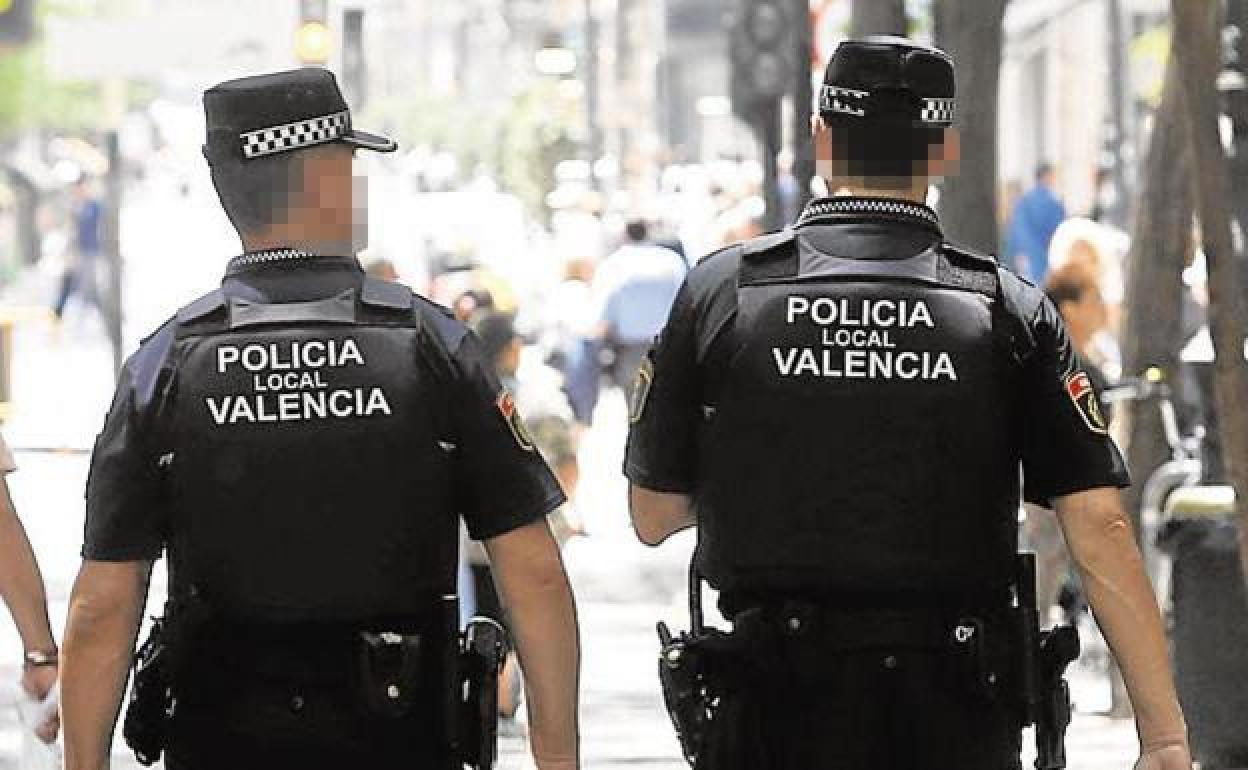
[[124, 317, 180, 411], [684, 229, 796, 298], [412, 293, 472, 355], [939, 240, 1047, 320]]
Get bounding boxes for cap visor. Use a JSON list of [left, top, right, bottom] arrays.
[[341, 129, 398, 153]]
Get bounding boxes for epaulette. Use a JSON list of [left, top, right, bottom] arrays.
[[741, 229, 797, 261], [935, 241, 998, 297], [360, 277, 415, 312], [175, 289, 227, 325], [939, 241, 999, 270]]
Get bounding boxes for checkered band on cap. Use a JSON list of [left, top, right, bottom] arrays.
[[919, 97, 956, 126], [819, 85, 868, 118], [240, 111, 350, 160], [820, 86, 955, 126]]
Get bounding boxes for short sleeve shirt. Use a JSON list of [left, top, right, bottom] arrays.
[[625, 206, 1129, 505], [83, 255, 564, 561]]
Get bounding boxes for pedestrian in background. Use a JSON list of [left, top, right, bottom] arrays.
[[1005, 163, 1067, 284], [593, 220, 686, 397], [51, 176, 103, 322], [0, 430, 60, 744], [543, 257, 601, 426]]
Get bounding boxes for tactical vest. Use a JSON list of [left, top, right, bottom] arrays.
[[160, 279, 460, 624], [697, 231, 1032, 607]]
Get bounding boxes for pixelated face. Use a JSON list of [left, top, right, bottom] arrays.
[[285, 143, 368, 253], [811, 115, 959, 190]]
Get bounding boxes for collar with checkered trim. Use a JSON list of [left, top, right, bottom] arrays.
[[241, 111, 351, 160], [796, 196, 942, 234], [226, 249, 360, 275]]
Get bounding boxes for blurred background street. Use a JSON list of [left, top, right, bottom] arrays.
[[2, 0, 1248, 767]]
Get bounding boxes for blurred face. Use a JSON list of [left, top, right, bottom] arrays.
[[291, 143, 368, 254], [811, 115, 960, 191]]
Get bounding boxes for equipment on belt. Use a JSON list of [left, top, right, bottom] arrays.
[[656, 552, 1081, 769], [657, 562, 720, 767], [123, 595, 508, 769]]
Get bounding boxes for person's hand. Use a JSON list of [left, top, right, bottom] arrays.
[[20, 663, 61, 743], [1134, 744, 1193, 770]]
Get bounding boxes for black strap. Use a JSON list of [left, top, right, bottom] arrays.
[[175, 289, 227, 326], [738, 230, 799, 284], [361, 277, 415, 312], [228, 290, 357, 329]]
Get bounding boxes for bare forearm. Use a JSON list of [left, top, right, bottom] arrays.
[[507, 568, 580, 763], [62, 564, 149, 770], [487, 523, 581, 767], [1057, 491, 1186, 749], [0, 492, 55, 652]]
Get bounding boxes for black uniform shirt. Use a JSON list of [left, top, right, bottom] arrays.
[[625, 198, 1129, 509], [83, 253, 565, 562]]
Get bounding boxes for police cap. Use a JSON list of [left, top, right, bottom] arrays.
[[203, 68, 397, 164], [820, 36, 956, 128]]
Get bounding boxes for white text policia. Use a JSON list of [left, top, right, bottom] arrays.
[[206, 338, 393, 425]]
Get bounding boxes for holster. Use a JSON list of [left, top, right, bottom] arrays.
[[122, 588, 214, 766], [459, 617, 507, 770], [123, 618, 173, 767]]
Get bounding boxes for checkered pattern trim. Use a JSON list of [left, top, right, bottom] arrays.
[[819, 85, 869, 117], [228, 249, 317, 270], [240, 111, 350, 160], [797, 197, 942, 231], [919, 98, 956, 126]]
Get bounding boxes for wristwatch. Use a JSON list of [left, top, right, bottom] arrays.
[[22, 649, 58, 668]]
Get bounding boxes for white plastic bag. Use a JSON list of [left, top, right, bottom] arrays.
[[4, 681, 62, 770]]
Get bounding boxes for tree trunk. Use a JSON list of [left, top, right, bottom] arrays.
[[1170, 0, 1248, 591], [932, 0, 1008, 252], [1118, 48, 1193, 719], [850, 0, 907, 37]]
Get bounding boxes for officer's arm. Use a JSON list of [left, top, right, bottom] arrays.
[[628, 485, 694, 546], [62, 560, 151, 770], [485, 520, 580, 770], [1054, 488, 1188, 753]]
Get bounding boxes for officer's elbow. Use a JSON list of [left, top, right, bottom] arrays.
[[628, 486, 693, 547], [630, 514, 667, 547]]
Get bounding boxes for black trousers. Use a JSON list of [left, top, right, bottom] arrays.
[[699, 649, 1023, 770]]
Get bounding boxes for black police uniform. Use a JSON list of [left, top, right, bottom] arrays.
[[82, 70, 565, 770], [626, 38, 1129, 770]]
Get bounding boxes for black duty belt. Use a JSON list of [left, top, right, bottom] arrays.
[[733, 601, 1011, 653]]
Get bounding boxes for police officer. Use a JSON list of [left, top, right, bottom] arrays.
[[627, 38, 1190, 770], [60, 69, 580, 770]]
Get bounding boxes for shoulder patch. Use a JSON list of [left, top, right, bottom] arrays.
[[496, 390, 536, 452], [1065, 370, 1109, 435], [628, 355, 655, 423]]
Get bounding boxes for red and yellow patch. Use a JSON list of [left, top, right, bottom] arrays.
[[497, 390, 536, 451], [629, 357, 654, 424], [1065, 371, 1108, 435]]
